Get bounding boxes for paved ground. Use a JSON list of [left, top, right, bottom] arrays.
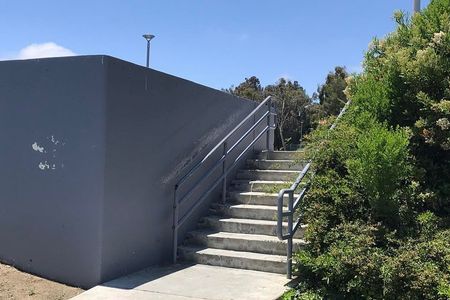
[[72, 263, 291, 300]]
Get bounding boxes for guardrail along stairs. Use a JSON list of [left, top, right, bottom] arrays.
[[174, 97, 352, 278], [177, 150, 307, 273]]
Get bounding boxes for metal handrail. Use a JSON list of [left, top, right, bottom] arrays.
[[173, 96, 276, 263], [276, 99, 352, 279]]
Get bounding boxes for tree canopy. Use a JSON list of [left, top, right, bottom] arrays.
[[316, 66, 349, 116], [226, 77, 312, 150], [226, 76, 264, 102]]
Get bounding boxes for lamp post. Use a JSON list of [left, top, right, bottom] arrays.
[[300, 121, 304, 143], [414, 0, 420, 13], [142, 34, 155, 68], [298, 104, 312, 146]]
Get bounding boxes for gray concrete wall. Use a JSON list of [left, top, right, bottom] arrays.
[[99, 57, 260, 283], [0, 55, 272, 288], [0, 56, 106, 287]]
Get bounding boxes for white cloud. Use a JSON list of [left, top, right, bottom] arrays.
[[3, 42, 76, 60]]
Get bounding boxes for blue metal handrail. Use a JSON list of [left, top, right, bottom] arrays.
[[172, 96, 276, 263], [277, 99, 352, 278]]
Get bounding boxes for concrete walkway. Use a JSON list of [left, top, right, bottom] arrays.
[[72, 263, 291, 300]]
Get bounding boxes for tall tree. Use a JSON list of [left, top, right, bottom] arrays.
[[225, 76, 264, 101], [227, 77, 312, 149], [264, 79, 311, 149], [316, 66, 349, 116]]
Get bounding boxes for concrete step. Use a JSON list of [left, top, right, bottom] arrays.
[[228, 191, 299, 207], [236, 170, 299, 181], [246, 159, 305, 171], [230, 180, 291, 193], [178, 246, 287, 274], [211, 203, 280, 221], [200, 216, 306, 239], [186, 230, 306, 256], [257, 151, 304, 160]]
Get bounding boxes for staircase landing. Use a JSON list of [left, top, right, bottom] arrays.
[[72, 263, 291, 300]]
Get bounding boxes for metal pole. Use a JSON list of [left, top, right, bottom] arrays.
[[414, 0, 420, 13], [266, 100, 271, 151], [143, 34, 155, 68], [252, 114, 256, 143], [287, 191, 293, 279], [222, 142, 227, 203], [300, 121, 303, 144], [146, 40, 150, 67]]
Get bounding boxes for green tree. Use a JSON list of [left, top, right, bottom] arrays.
[[264, 78, 311, 149], [224, 76, 264, 101], [316, 66, 349, 116], [227, 77, 312, 150]]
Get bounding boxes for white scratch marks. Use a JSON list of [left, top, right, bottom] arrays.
[[33, 135, 66, 171], [32, 142, 45, 153], [38, 161, 50, 170]]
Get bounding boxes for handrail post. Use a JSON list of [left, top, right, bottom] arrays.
[[171, 96, 278, 268], [173, 185, 179, 263], [252, 114, 256, 151], [222, 141, 227, 203], [266, 99, 272, 151], [287, 190, 294, 279], [273, 100, 351, 278]]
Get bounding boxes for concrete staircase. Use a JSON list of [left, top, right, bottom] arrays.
[[178, 150, 307, 274]]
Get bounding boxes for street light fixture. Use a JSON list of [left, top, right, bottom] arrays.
[[298, 104, 313, 144], [143, 34, 155, 68], [414, 0, 420, 13]]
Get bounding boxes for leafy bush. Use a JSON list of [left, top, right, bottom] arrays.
[[417, 211, 441, 238], [282, 289, 322, 300], [296, 223, 385, 299], [288, 1, 450, 298], [381, 230, 450, 300], [348, 0, 450, 212], [346, 123, 412, 226]]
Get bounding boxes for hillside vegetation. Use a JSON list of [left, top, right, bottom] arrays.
[[288, 0, 450, 298]]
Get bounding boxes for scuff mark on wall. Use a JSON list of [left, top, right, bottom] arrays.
[[50, 135, 59, 145], [32, 142, 45, 153], [32, 135, 66, 171], [161, 108, 248, 184], [38, 161, 50, 170]]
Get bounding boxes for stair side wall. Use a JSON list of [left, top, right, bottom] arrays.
[[0, 56, 106, 288], [100, 56, 269, 284]]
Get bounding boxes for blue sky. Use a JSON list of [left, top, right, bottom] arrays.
[[0, 0, 431, 95]]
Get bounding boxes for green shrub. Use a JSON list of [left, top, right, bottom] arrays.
[[304, 120, 358, 177], [281, 289, 322, 300], [302, 171, 369, 252], [346, 74, 391, 122], [349, 0, 450, 211], [417, 211, 440, 238], [346, 123, 412, 226], [292, 1, 450, 298], [381, 230, 450, 300], [296, 223, 385, 299]]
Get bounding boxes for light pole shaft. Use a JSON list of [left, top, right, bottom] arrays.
[[414, 0, 420, 13], [146, 41, 150, 68], [300, 121, 303, 143]]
